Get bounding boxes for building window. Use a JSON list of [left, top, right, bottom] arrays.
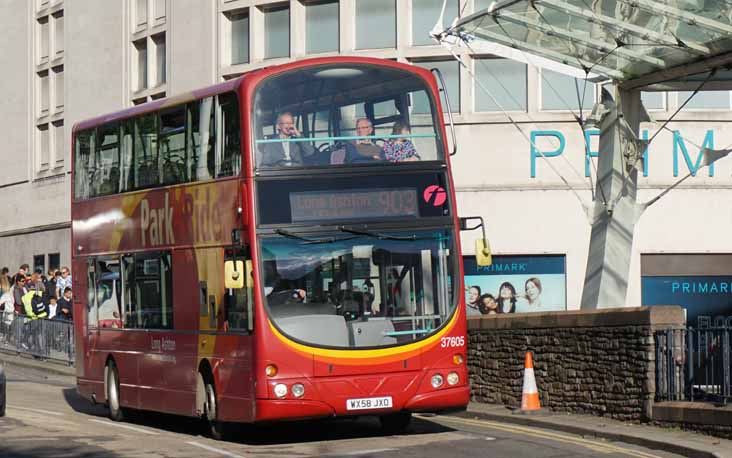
[[356, 0, 395, 50], [154, 0, 166, 21], [475, 58, 527, 112], [39, 124, 50, 168], [53, 12, 64, 57], [53, 120, 64, 167], [49, 253, 60, 271], [33, 255, 46, 274], [264, 4, 290, 59], [136, 0, 148, 27], [413, 60, 460, 113], [412, 0, 458, 46], [641, 92, 665, 111], [541, 69, 594, 111], [228, 10, 249, 65], [153, 33, 166, 86], [39, 71, 50, 116], [39, 17, 49, 63], [54, 66, 64, 111], [305, 0, 339, 54], [679, 90, 731, 110], [134, 39, 148, 91]]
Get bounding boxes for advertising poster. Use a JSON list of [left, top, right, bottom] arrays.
[[642, 276, 732, 327], [463, 255, 567, 316]]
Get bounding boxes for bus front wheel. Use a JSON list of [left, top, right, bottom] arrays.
[[379, 412, 412, 434], [203, 380, 228, 440], [106, 363, 125, 422]]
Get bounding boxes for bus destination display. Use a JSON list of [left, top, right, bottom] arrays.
[[290, 188, 418, 222]]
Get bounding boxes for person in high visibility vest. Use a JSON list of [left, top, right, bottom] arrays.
[[21, 285, 47, 357], [22, 287, 47, 320]]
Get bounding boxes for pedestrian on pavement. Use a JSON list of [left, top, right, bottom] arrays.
[[56, 267, 72, 299], [57, 288, 73, 322], [12, 275, 27, 315]]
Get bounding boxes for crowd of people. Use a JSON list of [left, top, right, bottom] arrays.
[[0, 264, 74, 327]]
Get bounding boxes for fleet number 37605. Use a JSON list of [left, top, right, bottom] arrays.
[[440, 336, 465, 348]]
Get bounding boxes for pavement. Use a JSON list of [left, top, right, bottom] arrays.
[[2, 350, 731, 458]]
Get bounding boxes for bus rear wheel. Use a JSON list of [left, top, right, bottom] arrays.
[[106, 362, 125, 422], [379, 412, 412, 434]]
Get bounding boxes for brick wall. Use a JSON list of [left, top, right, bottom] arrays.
[[467, 306, 686, 421]]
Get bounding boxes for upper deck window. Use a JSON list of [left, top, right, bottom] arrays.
[[253, 64, 444, 170], [74, 92, 240, 200]]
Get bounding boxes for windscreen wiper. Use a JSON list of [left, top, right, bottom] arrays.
[[338, 226, 427, 241], [274, 228, 356, 245]]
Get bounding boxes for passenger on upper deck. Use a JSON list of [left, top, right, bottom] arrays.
[[258, 112, 315, 167], [382, 120, 419, 163], [350, 118, 383, 162]]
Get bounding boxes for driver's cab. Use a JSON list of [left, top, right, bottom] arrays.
[[252, 63, 445, 169]]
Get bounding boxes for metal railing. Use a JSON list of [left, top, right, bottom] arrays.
[[656, 317, 732, 403], [0, 315, 74, 365]]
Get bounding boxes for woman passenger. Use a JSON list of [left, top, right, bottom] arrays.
[[382, 120, 419, 162]]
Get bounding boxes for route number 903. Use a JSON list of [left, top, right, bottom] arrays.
[[440, 336, 465, 348]]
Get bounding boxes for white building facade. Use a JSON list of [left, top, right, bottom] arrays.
[[1, 0, 730, 316]]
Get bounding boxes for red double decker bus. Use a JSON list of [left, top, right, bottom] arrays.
[[72, 56, 472, 438]]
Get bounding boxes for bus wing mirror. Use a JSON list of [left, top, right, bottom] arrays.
[[459, 216, 493, 267], [475, 239, 492, 267], [224, 260, 245, 289]]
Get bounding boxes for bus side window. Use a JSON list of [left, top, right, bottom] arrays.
[[87, 260, 98, 328], [217, 93, 241, 178], [74, 129, 94, 200], [133, 113, 159, 189]]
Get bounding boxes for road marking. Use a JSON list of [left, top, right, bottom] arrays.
[[485, 437, 496, 441], [8, 405, 64, 416], [186, 441, 246, 458], [435, 416, 665, 458], [89, 419, 160, 435], [342, 449, 397, 456]]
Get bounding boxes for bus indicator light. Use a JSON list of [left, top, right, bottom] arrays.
[[453, 354, 464, 365], [265, 365, 278, 377]]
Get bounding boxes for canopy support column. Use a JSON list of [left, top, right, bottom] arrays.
[[580, 86, 645, 309]]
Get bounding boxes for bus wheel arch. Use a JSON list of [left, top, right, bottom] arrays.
[[196, 360, 213, 417]]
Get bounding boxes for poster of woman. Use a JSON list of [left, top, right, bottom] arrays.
[[463, 255, 567, 314]]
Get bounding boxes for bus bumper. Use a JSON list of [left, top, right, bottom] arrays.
[[256, 399, 335, 422]]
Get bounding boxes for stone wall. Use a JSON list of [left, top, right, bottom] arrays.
[[468, 306, 686, 421]]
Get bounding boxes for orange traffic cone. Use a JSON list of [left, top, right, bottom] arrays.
[[519, 351, 541, 413]]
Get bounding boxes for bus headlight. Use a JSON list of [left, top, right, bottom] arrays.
[[274, 383, 288, 398], [431, 374, 444, 388], [291, 383, 305, 398], [447, 372, 459, 386]]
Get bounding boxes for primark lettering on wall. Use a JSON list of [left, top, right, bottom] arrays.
[[528, 126, 732, 180]]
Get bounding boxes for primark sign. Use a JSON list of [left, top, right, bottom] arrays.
[[529, 128, 724, 178]]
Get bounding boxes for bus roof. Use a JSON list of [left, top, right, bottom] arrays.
[[72, 77, 246, 133]]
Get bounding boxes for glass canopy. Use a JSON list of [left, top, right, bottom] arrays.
[[447, 0, 732, 90]]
